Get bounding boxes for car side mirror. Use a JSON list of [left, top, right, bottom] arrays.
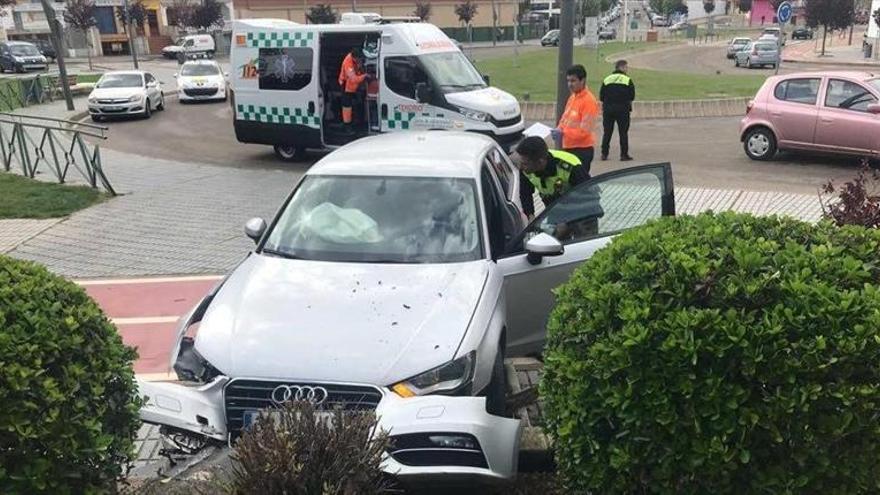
[[415, 82, 431, 103], [868, 103, 880, 115], [224, 72, 229, 78], [173, 73, 178, 77], [482, 74, 491, 85], [525, 232, 564, 265], [245, 217, 267, 243]]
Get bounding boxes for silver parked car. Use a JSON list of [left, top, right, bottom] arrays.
[[136, 131, 675, 483], [734, 41, 780, 69], [726, 37, 751, 59]]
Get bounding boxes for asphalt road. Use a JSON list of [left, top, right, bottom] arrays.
[[626, 40, 868, 76], [95, 96, 862, 195]]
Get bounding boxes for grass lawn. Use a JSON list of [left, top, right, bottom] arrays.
[[0, 172, 105, 219], [475, 41, 767, 101], [75, 73, 102, 84]]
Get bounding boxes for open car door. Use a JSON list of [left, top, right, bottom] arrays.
[[498, 163, 675, 356]]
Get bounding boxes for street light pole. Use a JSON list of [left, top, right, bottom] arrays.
[[123, 0, 139, 69], [622, 0, 629, 43], [39, 0, 74, 111], [556, 0, 574, 120]]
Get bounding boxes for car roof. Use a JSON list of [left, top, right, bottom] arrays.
[[781, 70, 876, 80], [181, 59, 219, 66], [308, 132, 496, 178], [5, 41, 35, 45]]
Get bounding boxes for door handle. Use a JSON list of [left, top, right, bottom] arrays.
[[770, 111, 782, 117], [307, 101, 315, 115], [820, 117, 833, 123], [381, 104, 388, 119]]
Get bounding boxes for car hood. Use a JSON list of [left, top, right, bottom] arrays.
[[89, 87, 142, 99], [445, 87, 521, 121], [195, 254, 489, 386]]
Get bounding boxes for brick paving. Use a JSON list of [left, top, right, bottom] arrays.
[[0, 218, 61, 253]]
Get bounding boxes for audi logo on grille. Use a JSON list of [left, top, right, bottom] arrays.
[[270, 385, 329, 405]]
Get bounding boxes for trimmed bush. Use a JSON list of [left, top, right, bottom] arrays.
[[228, 402, 391, 494], [0, 256, 140, 493], [542, 212, 880, 494]]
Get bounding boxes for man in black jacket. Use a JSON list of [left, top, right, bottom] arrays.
[[599, 60, 636, 161]]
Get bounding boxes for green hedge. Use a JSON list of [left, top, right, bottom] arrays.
[[542, 212, 880, 494], [0, 256, 141, 493]]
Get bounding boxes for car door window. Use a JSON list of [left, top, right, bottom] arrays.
[[506, 163, 674, 254], [144, 73, 155, 86], [825, 79, 878, 112], [487, 147, 515, 200], [480, 165, 506, 258], [774, 78, 821, 105]]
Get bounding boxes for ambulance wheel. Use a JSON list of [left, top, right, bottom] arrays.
[[273, 145, 306, 162]]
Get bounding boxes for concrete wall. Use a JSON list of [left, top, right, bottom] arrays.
[[869, 0, 879, 39], [235, 0, 521, 28]]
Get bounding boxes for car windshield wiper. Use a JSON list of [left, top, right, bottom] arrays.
[[261, 248, 301, 260]]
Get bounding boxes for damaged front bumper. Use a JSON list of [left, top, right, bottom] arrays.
[[136, 378, 522, 481]]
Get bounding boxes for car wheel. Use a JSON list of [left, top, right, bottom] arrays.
[[143, 99, 152, 119], [484, 346, 507, 416], [157, 94, 165, 111], [734, 58, 740, 67], [744, 127, 777, 161], [90, 115, 102, 122], [273, 144, 306, 162]]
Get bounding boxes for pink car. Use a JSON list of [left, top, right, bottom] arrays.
[[740, 71, 880, 161]]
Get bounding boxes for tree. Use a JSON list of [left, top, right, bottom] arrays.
[[455, 0, 478, 43], [649, 0, 678, 17], [306, 3, 338, 24], [805, 0, 855, 55], [63, 0, 96, 70], [189, 0, 223, 31], [414, 0, 431, 21], [738, 0, 752, 13], [167, 0, 195, 28], [116, 0, 146, 31], [703, 0, 716, 15]]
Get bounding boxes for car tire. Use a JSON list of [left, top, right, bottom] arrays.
[[744, 127, 777, 161], [157, 94, 165, 111], [90, 115, 102, 122], [273, 144, 306, 162], [143, 99, 152, 119], [734, 58, 740, 67], [484, 346, 507, 416]]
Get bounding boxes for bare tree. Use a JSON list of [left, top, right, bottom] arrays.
[[167, 0, 196, 29], [189, 0, 223, 31], [63, 0, 96, 70], [455, 0, 478, 43], [414, 0, 432, 21], [306, 3, 338, 24]]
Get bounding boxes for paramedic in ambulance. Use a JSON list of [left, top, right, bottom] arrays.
[[338, 47, 369, 134]]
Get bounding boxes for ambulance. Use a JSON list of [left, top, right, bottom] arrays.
[[229, 15, 524, 161]]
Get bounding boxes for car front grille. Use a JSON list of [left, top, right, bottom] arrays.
[[184, 87, 219, 97], [491, 115, 522, 128], [223, 379, 383, 438], [97, 99, 129, 104]]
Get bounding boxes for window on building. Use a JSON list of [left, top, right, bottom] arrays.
[[258, 48, 313, 91], [94, 6, 117, 34]]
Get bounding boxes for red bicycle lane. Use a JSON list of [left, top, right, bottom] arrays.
[[76, 275, 222, 380]]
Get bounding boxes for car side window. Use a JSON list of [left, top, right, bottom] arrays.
[[384, 56, 428, 100], [774, 78, 820, 105], [258, 48, 313, 91], [485, 147, 514, 199], [825, 79, 878, 112], [145, 73, 155, 84], [480, 166, 506, 258]]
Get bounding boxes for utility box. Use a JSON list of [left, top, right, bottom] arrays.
[[686, 25, 698, 39], [646, 30, 658, 42]]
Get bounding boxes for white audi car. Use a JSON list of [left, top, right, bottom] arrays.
[[87, 70, 165, 121], [175, 60, 227, 102], [138, 132, 674, 481]]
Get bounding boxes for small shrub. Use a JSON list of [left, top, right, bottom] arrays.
[[542, 212, 880, 494], [227, 402, 391, 494], [821, 163, 880, 228], [0, 255, 141, 493]]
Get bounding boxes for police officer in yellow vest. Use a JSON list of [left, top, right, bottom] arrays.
[[515, 135, 591, 221], [599, 60, 636, 161]]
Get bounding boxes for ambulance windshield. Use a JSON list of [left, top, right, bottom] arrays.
[[420, 52, 486, 94]]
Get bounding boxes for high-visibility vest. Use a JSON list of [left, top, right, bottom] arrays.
[[524, 150, 582, 198], [603, 73, 632, 87]]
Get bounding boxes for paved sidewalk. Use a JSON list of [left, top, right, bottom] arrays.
[[0, 218, 61, 253], [783, 38, 880, 66]]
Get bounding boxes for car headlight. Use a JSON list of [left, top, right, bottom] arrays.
[[391, 351, 475, 397], [128, 94, 141, 102], [88, 97, 97, 103], [458, 107, 489, 122]]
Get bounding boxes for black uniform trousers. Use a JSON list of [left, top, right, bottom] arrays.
[[601, 110, 631, 157]]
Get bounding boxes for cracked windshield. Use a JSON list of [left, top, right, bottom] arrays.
[[4, 2, 880, 494]]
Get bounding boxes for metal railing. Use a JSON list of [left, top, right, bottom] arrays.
[[0, 113, 115, 195]]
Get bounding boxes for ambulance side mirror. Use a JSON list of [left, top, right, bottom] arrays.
[[415, 82, 431, 103]]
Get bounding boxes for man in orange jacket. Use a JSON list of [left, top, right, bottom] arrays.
[[338, 48, 367, 133], [551, 64, 600, 176]]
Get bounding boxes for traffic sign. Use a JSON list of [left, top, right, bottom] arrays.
[[777, 1, 792, 24]]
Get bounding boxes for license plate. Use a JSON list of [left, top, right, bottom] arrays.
[[242, 409, 335, 430], [104, 106, 121, 111]]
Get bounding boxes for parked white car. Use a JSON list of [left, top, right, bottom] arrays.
[[137, 131, 675, 482], [176, 60, 228, 102], [162, 34, 216, 59], [87, 71, 165, 121]]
